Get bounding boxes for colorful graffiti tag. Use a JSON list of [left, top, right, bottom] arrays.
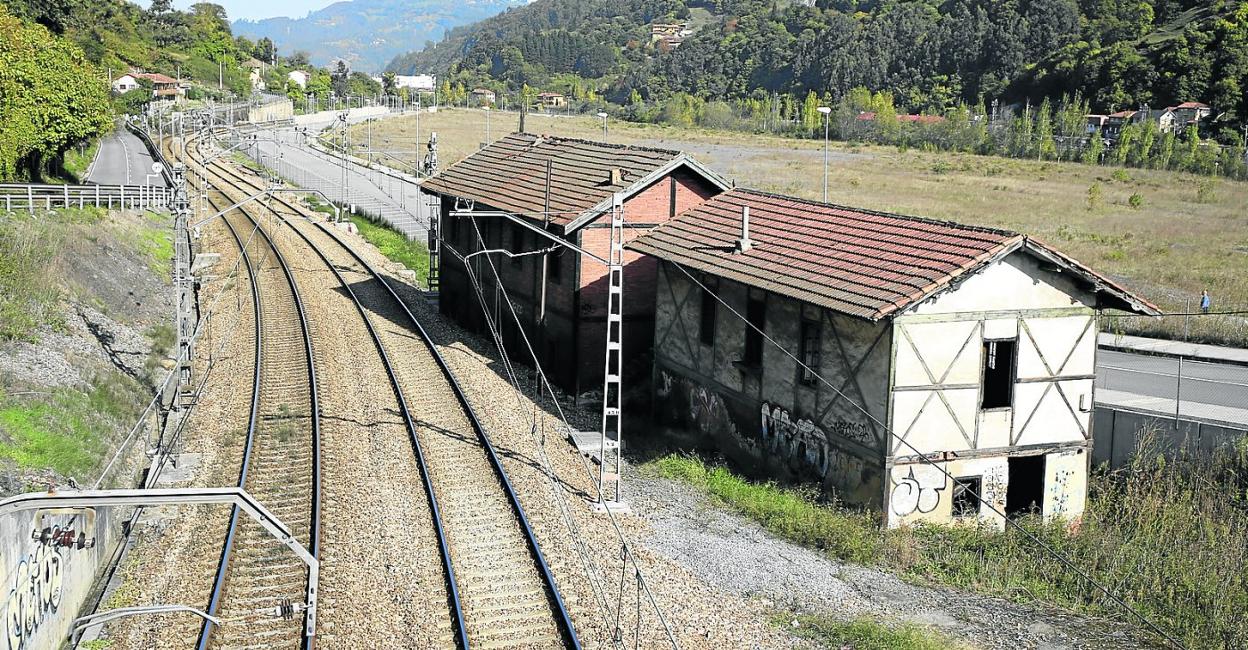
[[4, 544, 63, 650]]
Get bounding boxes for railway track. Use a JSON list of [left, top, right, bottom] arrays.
[[182, 130, 580, 649], [172, 135, 322, 650]]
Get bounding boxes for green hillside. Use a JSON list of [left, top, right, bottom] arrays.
[[389, 0, 1248, 141]]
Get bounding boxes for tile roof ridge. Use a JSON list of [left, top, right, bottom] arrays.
[[726, 187, 1021, 238], [527, 133, 685, 158]]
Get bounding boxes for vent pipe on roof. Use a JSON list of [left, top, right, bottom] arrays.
[[735, 205, 752, 253], [608, 167, 624, 185]]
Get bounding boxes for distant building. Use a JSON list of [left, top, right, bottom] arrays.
[[470, 88, 497, 106], [395, 74, 436, 92], [242, 58, 266, 91], [112, 74, 141, 93], [1158, 101, 1212, 134], [628, 188, 1159, 529], [288, 70, 310, 89], [1084, 114, 1109, 134], [1104, 110, 1141, 139], [112, 72, 183, 99], [856, 112, 946, 125], [537, 91, 567, 109], [421, 133, 730, 393]]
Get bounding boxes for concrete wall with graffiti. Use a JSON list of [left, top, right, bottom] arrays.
[[0, 505, 117, 650], [651, 263, 890, 506]]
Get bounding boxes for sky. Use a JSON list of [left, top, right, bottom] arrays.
[[137, 0, 338, 22]]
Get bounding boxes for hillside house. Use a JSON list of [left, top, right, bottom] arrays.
[[112, 74, 141, 93], [1104, 110, 1141, 138], [421, 133, 730, 394], [1158, 102, 1212, 134], [113, 72, 182, 99], [537, 92, 567, 109], [628, 189, 1158, 529], [1085, 114, 1109, 134], [243, 58, 266, 91], [471, 88, 497, 106], [288, 70, 310, 89]]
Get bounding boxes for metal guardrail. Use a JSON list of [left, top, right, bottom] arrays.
[[0, 183, 169, 212]]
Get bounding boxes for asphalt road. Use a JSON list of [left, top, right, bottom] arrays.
[[88, 125, 167, 186], [242, 113, 431, 239], [1096, 349, 1248, 411]]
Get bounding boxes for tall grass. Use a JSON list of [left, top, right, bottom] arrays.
[[0, 215, 65, 340], [348, 214, 429, 285], [780, 615, 967, 650], [652, 439, 1248, 649]]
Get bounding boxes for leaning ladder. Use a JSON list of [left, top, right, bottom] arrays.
[[596, 193, 625, 511]]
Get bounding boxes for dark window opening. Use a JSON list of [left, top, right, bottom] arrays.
[[951, 476, 982, 518], [743, 297, 766, 365], [548, 248, 562, 283], [1006, 455, 1046, 518], [981, 339, 1017, 409], [799, 320, 821, 386], [511, 223, 525, 267], [699, 286, 717, 346]]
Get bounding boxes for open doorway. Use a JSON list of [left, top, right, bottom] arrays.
[[1006, 455, 1046, 517]]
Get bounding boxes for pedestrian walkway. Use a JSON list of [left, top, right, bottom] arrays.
[[1097, 332, 1248, 367]]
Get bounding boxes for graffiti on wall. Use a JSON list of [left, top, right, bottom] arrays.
[[1048, 466, 1075, 518], [890, 465, 946, 516], [4, 544, 64, 650]]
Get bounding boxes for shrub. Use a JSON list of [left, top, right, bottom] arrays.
[[1128, 192, 1144, 209], [1111, 168, 1133, 183], [1086, 182, 1102, 210], [1195, 179, 1217, 204]]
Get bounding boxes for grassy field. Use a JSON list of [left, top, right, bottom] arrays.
[[352, 109, 1248, 343], [780, 615, 966, 650], [650, 445, 1247, 650]]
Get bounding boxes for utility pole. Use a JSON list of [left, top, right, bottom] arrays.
[[818, 106, 832, 203]]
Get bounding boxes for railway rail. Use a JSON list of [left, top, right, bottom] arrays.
[[168, 135, 322, 650], [179, 130, 580, 648]]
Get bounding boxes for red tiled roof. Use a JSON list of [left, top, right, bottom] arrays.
[[422, 132, 726, 230], [1108, 110, 1137, 119], [1171, 101, 1209, 109], [134, 72, 177, 84], [627, 188, 1159, 320]]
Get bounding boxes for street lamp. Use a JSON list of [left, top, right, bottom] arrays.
[[597, 111, 608, 141], [817, 106, 832, 203], [484, 105, 492, 144]]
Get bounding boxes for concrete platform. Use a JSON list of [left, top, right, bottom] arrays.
[[1099, 332, 1248, 367]]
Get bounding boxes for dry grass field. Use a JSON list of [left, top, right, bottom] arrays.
[[352, 108, 1248, 340]]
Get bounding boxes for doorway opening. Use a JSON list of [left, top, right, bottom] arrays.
[[1006, 455, 1046, 517]]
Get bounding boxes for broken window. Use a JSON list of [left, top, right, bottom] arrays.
[[743, 297, 766, 365], [1006, 455, 1046, 518], [699, 284, 717, 346], [951, 476, 982, 518], [799, 320, 820, 386], [980, 339, 1016, 409]]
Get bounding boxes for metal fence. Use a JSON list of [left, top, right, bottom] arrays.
[[0, 183, 170, 212]]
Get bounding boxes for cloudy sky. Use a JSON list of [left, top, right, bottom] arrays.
[[138, 0, 338, 22]]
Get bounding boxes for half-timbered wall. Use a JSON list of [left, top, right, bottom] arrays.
[[651, 262, 891, 506], [886, 251, 1097, 529]]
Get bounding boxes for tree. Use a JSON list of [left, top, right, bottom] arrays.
[[383, 71, 397, 97], [1036, 98, 1057, 160], [331, 60, 350, 98], [254, 36, 276, 64], [1082, 127, 1105, 165], [0, 6, 111, 179]]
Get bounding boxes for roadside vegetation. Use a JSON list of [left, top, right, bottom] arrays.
[[780, 615, 966, 650], [0, 209, 106, 341], [649, 439, 1248, 650], [347, 215, 430, 285]]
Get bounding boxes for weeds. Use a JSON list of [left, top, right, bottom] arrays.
[[1128, 192, 1145, 209], [349, 215, 430, 285], [780, 614, 966, 650], [1195, 179, 1217, 204], [651, 439, 1248, 650], [0, 215, 64, 340], [1085, 182, 1102, 210]]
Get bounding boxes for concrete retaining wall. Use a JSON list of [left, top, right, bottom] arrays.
[[1092, 406, 1247, 467], [248, 100, 293, 124], [292, 106, 389, 126]]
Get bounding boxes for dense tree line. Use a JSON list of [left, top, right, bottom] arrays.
[[392, 0, 1248, 145], [0, 5, 112, 180]]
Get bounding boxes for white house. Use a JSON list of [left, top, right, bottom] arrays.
[[288, 70, 310, 89], [112, 74, 141, 93], [629, 188, 1159, 529]]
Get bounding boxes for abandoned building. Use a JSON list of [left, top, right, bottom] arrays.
[[421, 133, 729, 393], [627, 188, 1158, 528]]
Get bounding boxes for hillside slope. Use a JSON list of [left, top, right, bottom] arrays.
[[387, 0, 1248, 126], [233, 0, 528, 73]]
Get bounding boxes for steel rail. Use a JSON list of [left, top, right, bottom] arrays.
[[203, 140, 580, 648], [182, 134, 322, 650]]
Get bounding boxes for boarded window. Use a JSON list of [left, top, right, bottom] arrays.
[[743, 297, 766, 365], [699, 286, 717, 346], [981, 339, 1016, 409], [951, 476, 982, 518], [799, 320, 820, 385]]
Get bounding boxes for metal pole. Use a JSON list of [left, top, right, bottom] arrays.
[[1174, 355, 1183, 427], [823, 115, 830, 203]]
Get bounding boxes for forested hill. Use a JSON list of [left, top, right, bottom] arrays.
[[388, 0, 1248, 127]]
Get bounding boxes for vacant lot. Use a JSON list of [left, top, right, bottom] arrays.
[[353, 109, 1248, 337]]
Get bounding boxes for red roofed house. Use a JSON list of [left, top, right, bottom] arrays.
[[628, 189, 1158, 529], [421, 132, 730, 393], [112, 72, 184, 99]]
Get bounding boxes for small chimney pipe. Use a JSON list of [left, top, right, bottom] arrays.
[[736, 205, 752, 253]]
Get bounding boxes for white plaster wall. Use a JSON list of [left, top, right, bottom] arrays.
[[1044, 449, 1089, 521], [907, 251, 1093, 316], [886, 457, 1010, 529]]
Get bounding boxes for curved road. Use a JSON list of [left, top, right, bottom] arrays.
[[88, 124, 167, 187]]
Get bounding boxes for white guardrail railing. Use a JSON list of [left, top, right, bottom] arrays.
[[0, 183, 170, 212]]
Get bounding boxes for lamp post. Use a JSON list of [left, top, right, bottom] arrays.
[[817, 106, 832, 203], [485, 105, 491, 144], [597, 111, 608, 141]]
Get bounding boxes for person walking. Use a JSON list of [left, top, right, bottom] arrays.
[[1200, 289, 1211, 314]]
